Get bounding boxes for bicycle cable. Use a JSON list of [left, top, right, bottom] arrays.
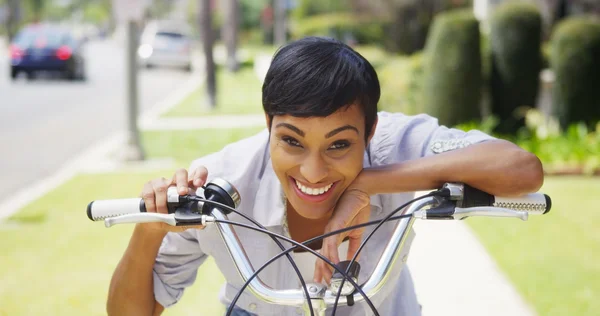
[[213, 218, 379, 315], [224, 210, 420, 316], [190, 198, 378, 313], [185, 196, 315, 316], [192, 189, 448, 315]]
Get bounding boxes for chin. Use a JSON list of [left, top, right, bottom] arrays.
[[291, 201, 333, 219]]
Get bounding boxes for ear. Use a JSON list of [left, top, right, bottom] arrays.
[[366, 116, 378, 144]]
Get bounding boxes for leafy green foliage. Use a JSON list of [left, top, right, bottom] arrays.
[[422, 9, 482, 127], [291, 0, 349, 20], [377, 53, 425, 115], [489, 1, 542, 134], [290, 12, 388, 46], [456, 109, 600, 175], [550, 17, 600, 129]]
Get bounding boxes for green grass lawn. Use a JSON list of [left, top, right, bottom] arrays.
[[468, 176, 600, 316], [162, 65, 264, 117], [0, 171, 226, 316], [141, 127, 265, 167]]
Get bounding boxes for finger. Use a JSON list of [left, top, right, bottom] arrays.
[[322, 238, 340, 285], [141, 181, 156, 213], [170, 224, 206, 233], [346, 235, 362, 261], [324, 235, 341, 265], [188, 168, 197, 185], [313, 257, 323, 284], [323, 263, 333, 285], [152, 178, 170, 214], [172, 168, 189, 195], [193, 166, 208, 188]]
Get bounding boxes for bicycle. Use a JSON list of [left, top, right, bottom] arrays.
[[87, 178, 551, 316]]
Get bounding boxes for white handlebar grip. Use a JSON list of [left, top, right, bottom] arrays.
[[494, 193, 551, 215], [87, 198, 146, 221]]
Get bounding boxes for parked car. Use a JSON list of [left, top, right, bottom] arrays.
[[138, 20, 193, 72], [9, 24, 87, 80]]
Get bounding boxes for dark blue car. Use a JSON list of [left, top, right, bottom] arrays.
[[10, 24, 86, 80]]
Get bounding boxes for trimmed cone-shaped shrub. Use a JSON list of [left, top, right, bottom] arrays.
[[551, 17, 600, 129], [490, 2, 542, 134], [422, 9, 482, 127]]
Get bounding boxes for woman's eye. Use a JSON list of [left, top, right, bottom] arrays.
[[329, 141, 350, 150], [282, 137, 302, 148]]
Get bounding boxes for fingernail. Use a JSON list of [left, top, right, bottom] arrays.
[[179, 187, 187, 194]]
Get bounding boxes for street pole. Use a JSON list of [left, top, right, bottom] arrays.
[[200, 0, 216, 108], [123, 19, 145, 161]]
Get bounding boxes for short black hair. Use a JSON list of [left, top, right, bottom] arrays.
[[262, 37, 380, 141]]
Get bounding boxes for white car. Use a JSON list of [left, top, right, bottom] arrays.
[[138, 21, 193, 71]]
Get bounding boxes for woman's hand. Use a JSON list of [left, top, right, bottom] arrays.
[[138, 166, 209, 234], [313, 176, 372, 284]]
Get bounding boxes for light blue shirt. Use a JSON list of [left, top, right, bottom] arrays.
[[153, 112, 494, 315]]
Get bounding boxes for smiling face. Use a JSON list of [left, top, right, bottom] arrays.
[[268, 104, 376, 220]]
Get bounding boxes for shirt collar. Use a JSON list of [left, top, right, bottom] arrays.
[[251, 146, 384, 228]]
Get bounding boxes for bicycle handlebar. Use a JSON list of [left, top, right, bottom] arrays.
[[86, 179, 552, 315]]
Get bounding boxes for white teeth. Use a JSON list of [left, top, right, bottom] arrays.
[[295, 180, 333, 196]]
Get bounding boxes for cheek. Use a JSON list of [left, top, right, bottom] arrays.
[[328, 150, 364, 178], [270, 145, 299, 173]]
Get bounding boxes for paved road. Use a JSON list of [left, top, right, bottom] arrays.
[[0, 38, 193, 201]]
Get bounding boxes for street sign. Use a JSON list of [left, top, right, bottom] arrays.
[[112, 0, 150, 22]]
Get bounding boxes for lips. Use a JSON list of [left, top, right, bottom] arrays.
[[289, 176, 338, 203]]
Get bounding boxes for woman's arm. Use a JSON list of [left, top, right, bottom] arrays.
[[107, 225, 167, 316], [359, 139, 544, 197]]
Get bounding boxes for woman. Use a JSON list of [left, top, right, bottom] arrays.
[[106, 37, 544, 316]]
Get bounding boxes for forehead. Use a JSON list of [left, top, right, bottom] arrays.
[[272, 104, 365, 128]]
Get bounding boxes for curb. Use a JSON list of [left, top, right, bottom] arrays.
[[0, 132, 126, 220]]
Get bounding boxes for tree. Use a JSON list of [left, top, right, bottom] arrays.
[[222, 0, 240, 72], [200, 0, 216, 108]]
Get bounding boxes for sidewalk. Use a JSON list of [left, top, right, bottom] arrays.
[[408, 220, 535, 316]]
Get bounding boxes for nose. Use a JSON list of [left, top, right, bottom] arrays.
[[300, 153, 328, 184]]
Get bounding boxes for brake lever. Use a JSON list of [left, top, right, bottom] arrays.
[[104, 209, 215, 227], [104, 213, 177, 227], [413, 206, 529, 221], [453, 207, 528, 221]]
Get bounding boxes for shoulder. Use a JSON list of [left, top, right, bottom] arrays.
[[369, 112, 441, 164], [370, 111, 495, 164]]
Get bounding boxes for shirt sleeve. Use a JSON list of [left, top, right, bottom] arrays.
[[153, 229, 208, 308], [370, 112, 496, 164]]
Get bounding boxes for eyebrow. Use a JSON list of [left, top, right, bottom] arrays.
[[275, 123, 359, 138]]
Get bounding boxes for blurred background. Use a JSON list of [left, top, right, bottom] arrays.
[[0, 0, 599, 315]]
